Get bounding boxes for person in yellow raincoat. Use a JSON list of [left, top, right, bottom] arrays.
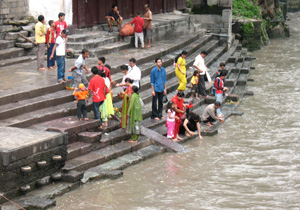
[[175, 51, 188, 91]]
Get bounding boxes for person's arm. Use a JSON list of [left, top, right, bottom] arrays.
[[68, 65, 77, 72], [86, 89, 92, 103], [130, 19, 134, 25], [84, 65, 89, 74], [196, 122, 203, 140], [173, 104, 184, 114], [46, 29, 50, 47], [73, 88, 78, 96], [163, 68, 167, 95], [183, 119, 194, 136], [150, 69, 155, 96], [144, 11, 152, 21], [208, 107, 219, 121]]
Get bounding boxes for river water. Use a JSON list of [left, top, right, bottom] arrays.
[[53, 13, 300, 210]]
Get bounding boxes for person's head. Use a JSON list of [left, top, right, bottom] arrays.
[[121, 64, 129, 74], [189, 112, 200, 122], [78, 83, 86, 91], [144, 4, 150, 11], [58, 12, 65, 21], [99, 70, 106, 78], [129, 58, 136, 67], [220, 70, 227, 79], [166, 101, 174, 112], [61, 29, 67, 37], [214, 101, 221, 109], [136, 11, 141, 16], [181, 50, 188, 58], [155, 58, 162, 68], [81, 49, 89, 59], [200, 51, 208, 58], [193, 70, 199, 76], [91, 66, 98, 76], [98, 57, 105, 65], [48, 20, 54, 27], [112, 4, 118, 12], [132, 85, 139, 93], [220, 62, 226, 70], [125, 78, 133, 85], [177, 91, 184, 100], [38, 15, 45, 24]]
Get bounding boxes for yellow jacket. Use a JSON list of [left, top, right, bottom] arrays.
[[35, 22, 46, 43]]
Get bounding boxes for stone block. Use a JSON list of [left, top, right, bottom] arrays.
[[78, 132, 102, 143], [218, 0, 233, 7], [207, 0, 218, 6], [15, 42, 34, 49], [5, 31, 28, 40], [0, 25, 13, 32], [62, 170, 84, 183]]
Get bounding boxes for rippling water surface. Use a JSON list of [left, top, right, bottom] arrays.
[[54, 13, 300, 210]]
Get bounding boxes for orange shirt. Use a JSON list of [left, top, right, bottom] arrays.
[[74, 90, 88, 100]]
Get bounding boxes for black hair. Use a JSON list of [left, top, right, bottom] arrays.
[[48, 20, 54, 26], [38, 15, 44, 22], [129, 58, 136, 63], [121, 64, 128, 71], [61, 29, 67, 34], [220, 70, 227, 77], [137, 11, 141, 15], [58, 12, 65, 18], [166, 101, 174, 113], [91, 66, 98, 75], [125, 78, 133, 84], [177, 91, 184, 98], [145, 4, 150, 8], [105, 64, 111, 70], [155, 58, 162, 63], [112, 4, 118, 9], [189, 112, 200, 122], [82, 49, 89, 54], [98, 57, 106, 64], [215, 101, 221, 107], [220, 62, 225, 67], [201, 51, 208, 55], [132, 85, 139, 93], [193, 70, 199, 76], [99, 70, 106, 78], [175, 50, 188, 63]]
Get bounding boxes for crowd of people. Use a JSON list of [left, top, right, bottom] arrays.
[[34, 5, 228, 143]]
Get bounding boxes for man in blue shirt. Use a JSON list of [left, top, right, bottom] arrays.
[[150, 58, 167, 120]]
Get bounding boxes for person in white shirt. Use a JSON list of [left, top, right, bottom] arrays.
[[193, 51, 211, 98], [50, 29, 69, 83], [68, 49, 89, 89], [128, 58, 141, 89]]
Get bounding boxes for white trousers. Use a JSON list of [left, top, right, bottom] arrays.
[[135, 32, 144, 48]]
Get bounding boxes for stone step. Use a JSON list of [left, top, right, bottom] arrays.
[[0, 40, 14, 50], [81, 145, 166, 183], [15, 42, 34, 49], [67, 142, 92, 160], [5, 31, 28, 40], [0, 89, 73, 120], [0, 55, 35, 67], [0, 47, 24, 61], [67, 31, 116, 42], [68, 36, 116, 51], [62, 136, 152, 172]]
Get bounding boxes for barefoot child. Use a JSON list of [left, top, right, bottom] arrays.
[[127, 86, 143, 143], [73, 83, 88, 120], [190, 70, 200, 100], [166, 101, 179, 141], [46, 20, 56, 69]]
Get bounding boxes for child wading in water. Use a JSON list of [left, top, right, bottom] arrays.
[[73, 83, 89, 120], [166, 101, 179, 141], [190, 70, 200, 100], [127, 86, 143, 143]]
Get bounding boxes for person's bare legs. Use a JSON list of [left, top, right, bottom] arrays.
[[118, 17, 123, 31], [107, 18, 112, 32]]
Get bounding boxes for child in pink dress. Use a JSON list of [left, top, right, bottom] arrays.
[[166, 101, 178, 140]]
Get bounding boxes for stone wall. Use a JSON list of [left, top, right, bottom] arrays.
[[190, 0, 232, 8], [281, 0, 300, 11], [0, 0, 29, 20]]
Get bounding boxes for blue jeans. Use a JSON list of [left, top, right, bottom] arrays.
[[93, 101, 104, 126], [47, 43, 56, 67], [57, 56, 65, 81], [215, 93, 223, 116]]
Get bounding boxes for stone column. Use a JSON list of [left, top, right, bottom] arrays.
[[221, 9, 232, 49]]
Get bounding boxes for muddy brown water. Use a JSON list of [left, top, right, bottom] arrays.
[[53, 13, 300, 210]]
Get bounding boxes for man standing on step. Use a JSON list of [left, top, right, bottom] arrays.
[[35, 15, 46, 71], [68, 49, 89, 89], [105, 4, 123, 33], [150, 58, 167, 120], [193, 51, 211, 98], [54, 12, 68, 38], [128, 58, 141, 89], [143, 4, 152, 48]]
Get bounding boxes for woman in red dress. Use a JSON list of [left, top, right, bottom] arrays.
[[171, 91, 185, 141]]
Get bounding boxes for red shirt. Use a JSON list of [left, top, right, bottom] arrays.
[[46, 28, 55, 44], [131, 16, 144, 33], [54, 20, 67, 38], [214, 77, 224, 94], [97, 65, 111, 81], [88, 76, 106, 102], [171, 95, 184, 119]]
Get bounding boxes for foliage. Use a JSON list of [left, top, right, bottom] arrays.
[[242, 22, 255, 37], [187, 0, 191, 8], [233, 0, 262, 19]]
